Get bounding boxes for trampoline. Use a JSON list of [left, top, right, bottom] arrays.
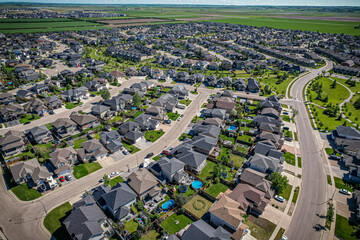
[[179, 185, 188, 193]]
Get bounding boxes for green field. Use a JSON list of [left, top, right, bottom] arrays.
[[310, 105, 343, 131], [343, 93, 360, 126], [44, 202, 72, 240]]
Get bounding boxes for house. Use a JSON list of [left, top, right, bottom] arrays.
[[61, 87, 89, 102], [252, 115, 282, 127], [91, 105, 115, 120], [84, 78, 109, 91], [0, 92, 15, 105], [97, 183, 137, 220], [257, 132, 284, 149], [239, 168, 274, 199], [63, 202, 114, 240], [52, 118, 78, 138], [23, 98, 48, 115], [127, 168, 160, 199], [76, 139, 108, 162], [30, 84, 49, 96], [49, 147, 78, 176], [10, 158, 51, 185], [229, 183, 270, 215], [209, 195, 247, 233], [145, 106, 168, 121], [148, 157, 185, 183], [124, 130, 144, 144], [192, 124, 221, 139], [103, 96, 125, 112], [213, 97, 236, 114], [70, 113, 100, 130], [259, 122, 281, 134], [182, 219, 231, 240], [171, 144, 208, 174], [16, 89, 35, 100], [192, 135, 217, 155], [134, 114, 160, 131], [118, 121, 141, 135], [247, 79, 260, 93], [168, 85, 189, 99], [252, 142, 284, 161], [43, 95, 62, 110], [332, 126, 360, 140], [246, 153, 283, 175], [202, 117, 224, 128], [203, 108, 227, 120], [261, 108, 280, 120], [100, 131, 123, 153], [152, 93, 178, 112], [233, 79, 247, 91], [353, 190, 360, 223], [0, 130, 26, 157], [25, 125, 53, 144], [0, 104, 25, 122]]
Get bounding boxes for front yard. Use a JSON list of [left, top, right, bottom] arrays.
[[183, 195, 213, 219], [65, 101, 82, 109], [11, 183, 42, 201], [167, 112, 180, 121], [160, 213, 193, 235], [122, 141, 140, 153], [73, 162, 102, 179], [284, 152, 296, 166], [145, 130, 165, 142], [109, 176, 124, 187], [19, 114, 40, 124], [244, 216, 276, 240], [333, 177, 354, 192], [179, 99, 192, 106], [44, 202, 72, 240], [335, 214, 358, 240]]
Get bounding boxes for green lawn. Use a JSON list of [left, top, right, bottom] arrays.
[[110, 115, 123, 123], [141, 230, 159, 240], [343, 93, 360, 126], [167, 112, 180, 121], [220, 134, 235, 145], [330, 77, 360, 93], [298, 157, 302, 168], [19, 114, 40, 124], [237, 134, 253, 144], [109, 176, 125, 187], [283, 130, 293, 139], [44, 202, 72, 240], [65, 102, 82, 109], [132, 110, 143, 118], [308, 77, 350, 107], [198, 160, 217, 181], [73, 138, 88, 149], [282, 115, 291, 122], [333, 177, 354, 192], [179, 99, 192, 106], [310, 105, 343, 131], [292, 186, 300, 204], [205, 182, 229, 198], [73, 162, 102, 179], [282, 184, 293, 200], [335, 214, 358, 240], [217, 147, 231, 160], [161, 213, 193, 235], [153, 156, 160, 161], [244, 216, 276, 240], [257, 74, 295, 95], [184, 195, 213, 219], [229, 154, 246, 168], [124, 219, 138, 234], [122, 141, 140, 153], [284, 152, 296, 166], [327, 175, 332, 185], [145, 130, 165, 142], [274, 228, 286, 240], [11, 184, 42, 201]]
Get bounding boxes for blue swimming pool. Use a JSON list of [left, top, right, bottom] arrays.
[[191, 180, 203, 189], [228, 125, 237, 131], [161, 199, 175, 210]]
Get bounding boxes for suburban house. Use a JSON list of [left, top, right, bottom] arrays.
[[209, 195, 248, 236], [0, 92, 15, 105], [76, 139, 108, 162], [203, 108, 227, 120], [0, 130, 26, 157], [63, 200, 114, 240], [124, 130, 144, 144], [43, 95, 62, 110], [0, 104, 25, 122], [70, 113, 100, 130], [25, 125, 53, 144], [99, 131, 123, 153], [91, 105, 115, 120], [239, 168, 275, 199], [171, 143, 208, 174], [181, 219, 231, 240], [103, 96, 125, 112], [168, 85, 189, 99], [148, 157, 185, 183], [246, 153, 283, 175], [127, 168, 160, 199], [97, 183, 137, 220], [118, 121, 141, 135], [49, 147, 78, 176], [52, 118, 78, 138], [61, 87, 89, 102], [23, 98, 48, 115], [16, 89, 35, 100], [84, 78, 109, 91], [145, 106, 168, 121], [247, 79, 260, 93], [229, 183, 270, 215], [134, 114, 160, 131], [10, 158, 51, 185]]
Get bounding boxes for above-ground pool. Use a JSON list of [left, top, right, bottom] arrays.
[[228, 125, 237, 131], [191, 180, 203, 189], [221, 172, 228, 178], [179, 185, 188, 193], [161, 199, 175, 210]]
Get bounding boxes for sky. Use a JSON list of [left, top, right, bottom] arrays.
[[3, 0, 360, 6]]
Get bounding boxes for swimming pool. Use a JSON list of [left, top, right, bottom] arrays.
[[191, 180, 203, 189], [161, 199, 175, 210], [228, 125, 237, 131]]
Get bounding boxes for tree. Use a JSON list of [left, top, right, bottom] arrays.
[[327, 202, 335, 223], [330, 80, 337, 88], [354, 98, 360, 110], [100, 89, 110, 100], [175, 193, 187, 207], [292, 108, 299, 118], [135, 201, 144, 211], [103, 174, 110, 186], [270, 172, 289, 194], [213, 164, 221, 177], [230, 109, 237, 119], [133, 92, 141, 107]]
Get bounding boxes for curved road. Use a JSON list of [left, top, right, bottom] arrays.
[[285, 59, 334, 240]]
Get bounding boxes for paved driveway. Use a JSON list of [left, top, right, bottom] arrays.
[[111, 150, 126, 162], [134, 138, 152, 149]]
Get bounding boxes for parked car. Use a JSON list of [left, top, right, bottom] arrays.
[[23, 121, 31, 125], [281, 236, 288, 240], [162, 150, 170, 155], [59, 176, 65, 182], [146, 152, 154, 158], [283, 112, 289, 115], [274, 195, 285, 203], [49, 110, 54, 115], [339, 189, 351, 195], [284, 137, 293, 142], [110, 171, 119, 177], [165, 119, 171, 124], [122, 150, 129, 155], [177, 116, 182, 121], [283, 127, 289, 130], [330, 154, 341, 160], [65, 175, 72, 181]]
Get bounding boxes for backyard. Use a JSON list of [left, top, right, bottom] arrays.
[[244, 216, 276, 240], [124, 218, 138, 234], [160, 213, 193, 235], [44, 202, 72, 240], [183, 195, 213, 219], [205, 182, 229, 198], [141, 230, 159, 240], [73, 162, 102, 179]]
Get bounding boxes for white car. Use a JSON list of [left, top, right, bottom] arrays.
[[281, 235, 288, 240], [339, 189, 351, 195], [110, 171, 119, 177], [274, 195, 285, 203]]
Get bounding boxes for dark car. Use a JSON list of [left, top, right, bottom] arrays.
[[165, 119, 171, 124], [146, 152, 154, 158], [23, 121, 31, 125], [283, 127, 289, 131], [284, 137, 293, 142]]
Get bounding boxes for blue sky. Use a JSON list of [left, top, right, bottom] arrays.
[[4, 0, 360, 6]]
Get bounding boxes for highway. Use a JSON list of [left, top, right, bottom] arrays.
[[285, 59, 334, 240]]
